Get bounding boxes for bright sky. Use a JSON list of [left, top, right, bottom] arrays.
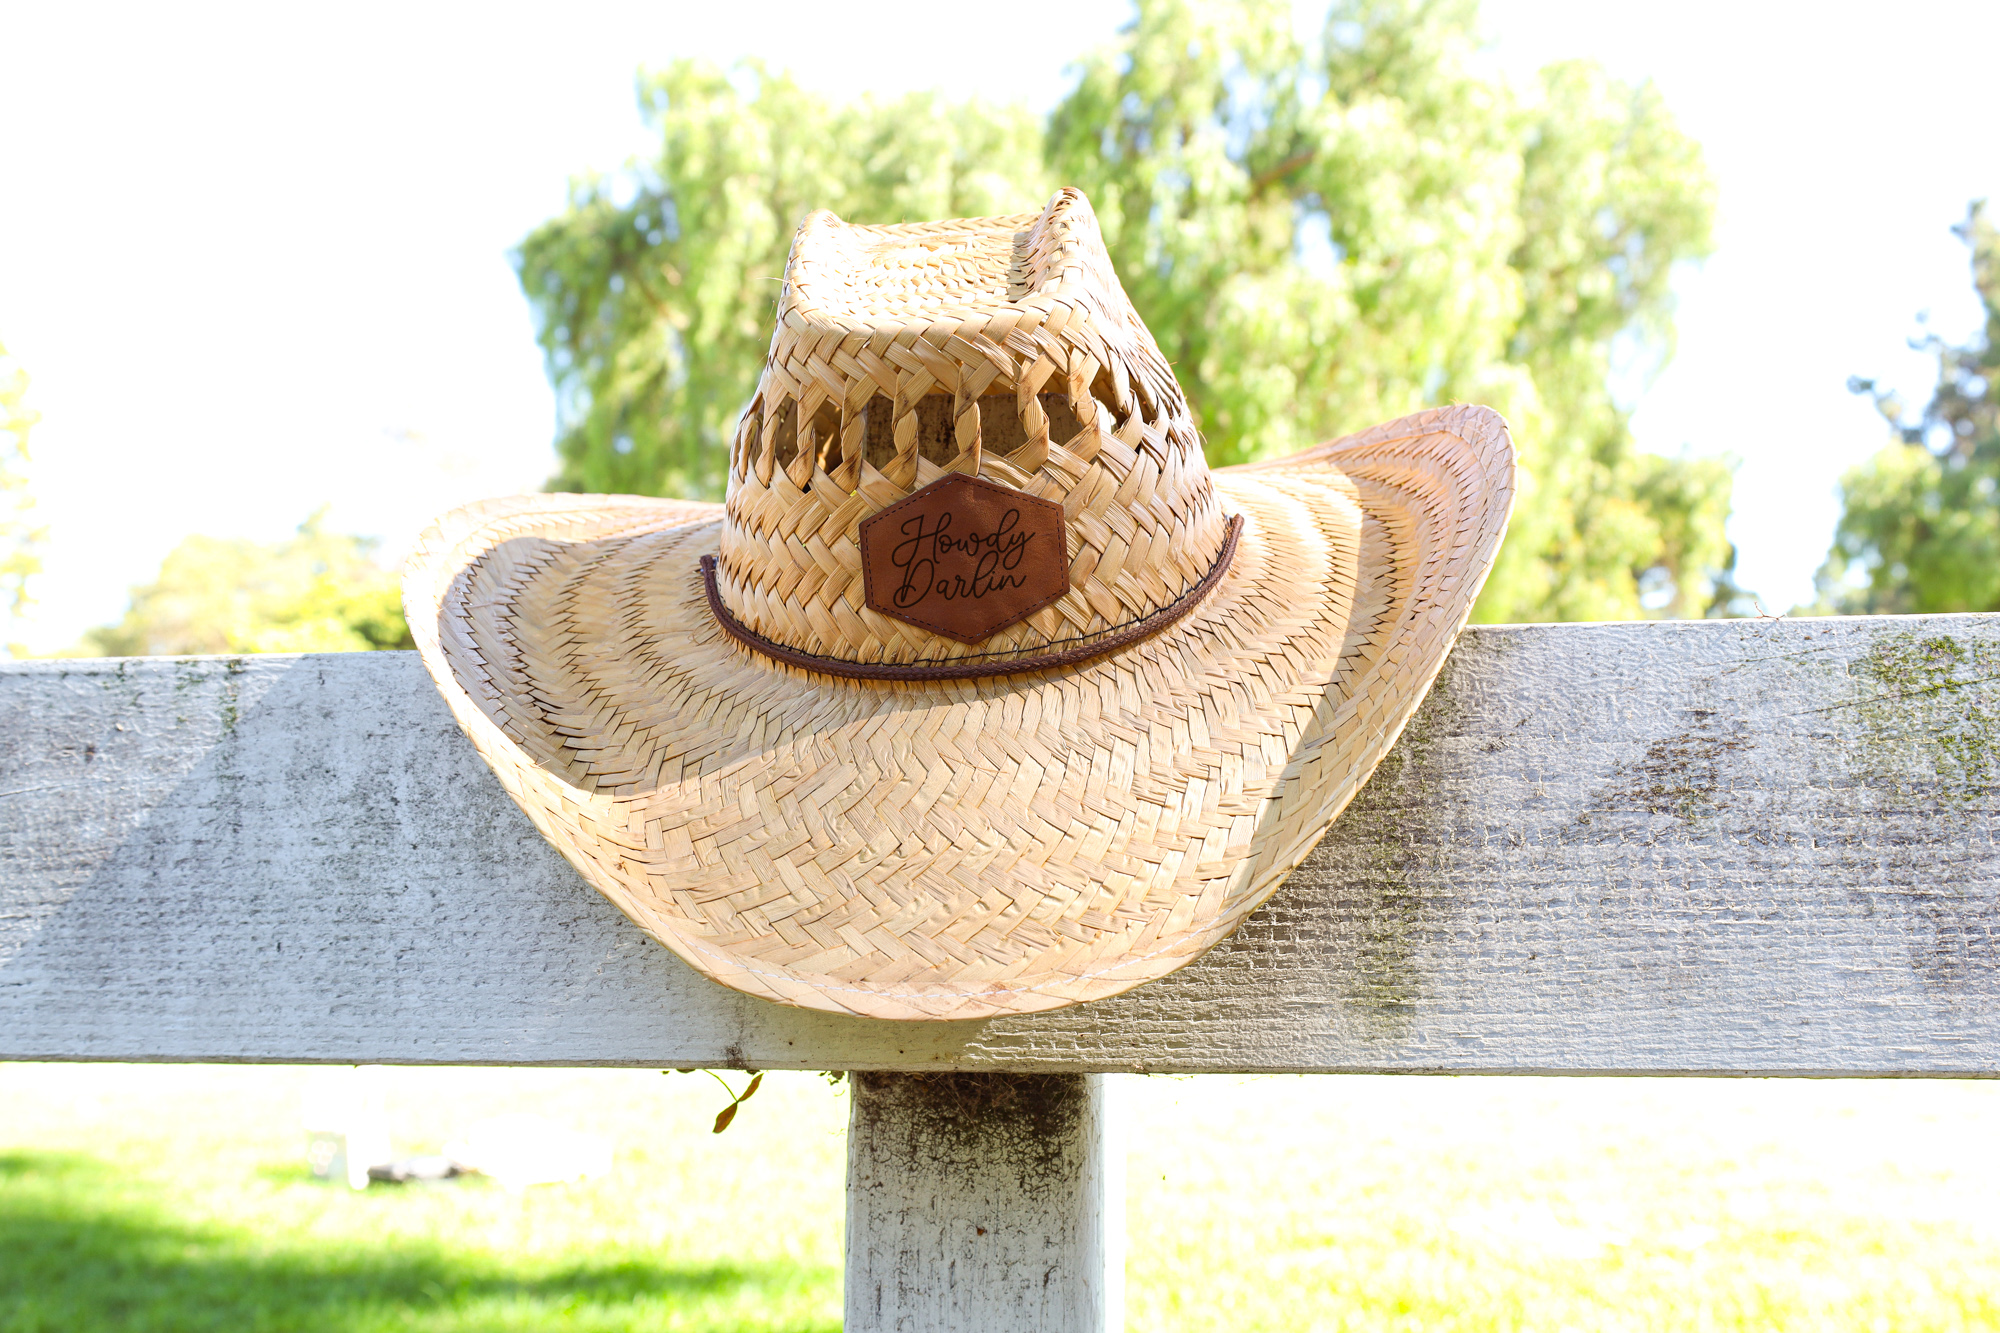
[[2, 1, 1994, 651]]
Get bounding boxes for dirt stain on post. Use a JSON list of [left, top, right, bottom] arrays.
[[853, 1072, 1085, 1194], [1582, 705, 1752, 825], [1296, 647, 1478, 1039]]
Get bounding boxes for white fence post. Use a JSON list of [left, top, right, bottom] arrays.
[[845, 1072, 1125, 1332]]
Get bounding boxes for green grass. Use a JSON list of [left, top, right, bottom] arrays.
[[0, 1066, 845, 1332], [4, 1067, 1999, 1331], [1126, 1077, 2000, 1332]]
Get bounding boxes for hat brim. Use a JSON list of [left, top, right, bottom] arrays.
[[405, 405, 1513, 1020]]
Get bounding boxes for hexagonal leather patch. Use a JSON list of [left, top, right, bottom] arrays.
[[859, 474, 1070, 644]]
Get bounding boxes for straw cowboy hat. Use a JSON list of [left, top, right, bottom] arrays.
[[406, 187, 1514, 1021]]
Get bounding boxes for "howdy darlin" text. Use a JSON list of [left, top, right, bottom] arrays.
[[887, 508, 1035, 610]]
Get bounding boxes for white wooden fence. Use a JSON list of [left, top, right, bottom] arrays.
[[3, 614, 1996, 1329]]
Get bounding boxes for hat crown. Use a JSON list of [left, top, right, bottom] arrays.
[[717, 188, 1231, 667]]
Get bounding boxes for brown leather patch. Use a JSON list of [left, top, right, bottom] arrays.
[[859, 474, 1070, 644]]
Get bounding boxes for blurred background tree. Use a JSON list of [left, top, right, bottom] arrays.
[[4, 340, 408, 660], [521, 0, 1737, 622], [73, 510, 410, 657], [0, 339, 47, 655], [1813, 200, 1998, 614], [516, 67, 1047, 501], [1048, 0, 1727, 620]]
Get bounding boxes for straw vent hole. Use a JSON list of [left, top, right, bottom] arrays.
[[769, 398, 800, 472], [915, 397, 961, 466], [806, 400, 841, 472], [851, 393, 1096, 476], [1088, 368, 1134, 431], [991, 392, 1088, 456], [855, 394, 1090, 473], [734, 404, 762, 477], [1040, 393, 1086, 447], [861, 396, 897, 471], [1132, 375, 1161, 424]]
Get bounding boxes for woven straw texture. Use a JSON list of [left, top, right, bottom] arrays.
[[719, 189, 1229, 668], [406, 190, 1515, 1021]]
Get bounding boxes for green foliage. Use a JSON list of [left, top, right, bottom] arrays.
[[0, 340, 47, 654], [76, 510, 411, 657], [1047, 0, 1727, 620], [1503, 54, 1733, 620], [1048, 0, 1524, 467], [519, 0, 1732, 622], [516, 64, 1047, 500], [1816, 201, 2000, 614]]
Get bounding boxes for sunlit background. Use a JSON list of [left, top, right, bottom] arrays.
[[5, 3, 2000, 1328], [1, 0, 1996, 650]]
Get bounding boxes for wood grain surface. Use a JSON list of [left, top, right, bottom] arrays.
[[1, 614, 1995, 1074], [845, 1073, 1122, 1332]]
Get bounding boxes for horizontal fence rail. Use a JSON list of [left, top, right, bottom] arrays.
[[1, 615, 1995, 1075]]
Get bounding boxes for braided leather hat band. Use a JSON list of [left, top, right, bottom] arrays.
[[700, 514, 1244, 683]]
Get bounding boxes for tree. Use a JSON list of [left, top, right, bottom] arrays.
[[0, 340, 47, 654], [1046, 0, 1728, 620], [516, 64, 1047, 500], [520, 0, 1734, 621], [1816, 200, 1999, 614], [76, 510, 410, 657]]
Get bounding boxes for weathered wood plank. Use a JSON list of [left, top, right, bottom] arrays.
[[845, 1073, 1122, 1332], [0, 615, 1995, 1074]]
